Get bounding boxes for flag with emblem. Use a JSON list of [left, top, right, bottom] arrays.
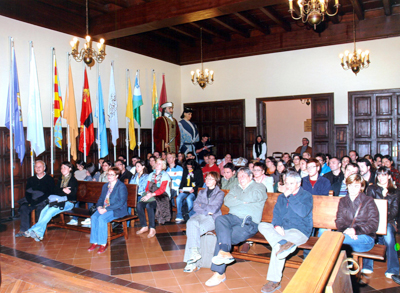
[[126, 75, 136, 150], [133, 71, 143, 126], [78, 68, 94, 155], [151, 71, 159, 124]]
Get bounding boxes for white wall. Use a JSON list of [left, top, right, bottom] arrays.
[[266, 100, 312, 155], [0, 16, 181, 129], [181, 37, 400, 127]]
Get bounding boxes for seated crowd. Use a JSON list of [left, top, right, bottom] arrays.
[[14, 134, 400, 293]]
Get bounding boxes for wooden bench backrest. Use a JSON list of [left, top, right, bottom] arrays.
[[217, 189, 388, 234], [76, 181, 138, 208]]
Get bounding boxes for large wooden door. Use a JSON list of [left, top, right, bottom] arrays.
[[184, 100, 245, 158], [349, 89, 400, 160]]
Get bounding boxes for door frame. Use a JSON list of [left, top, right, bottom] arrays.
[[256, 93, 335, 156]]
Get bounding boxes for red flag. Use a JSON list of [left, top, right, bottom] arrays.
[[79, 68, 95, 156], [158, 74, 167, 111]]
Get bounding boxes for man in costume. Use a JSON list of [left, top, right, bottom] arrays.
[[178, 107, 199, 155], [154, 102, 181, 153]]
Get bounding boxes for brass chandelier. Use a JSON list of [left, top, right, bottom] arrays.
[[70, 0, 106, 67], [190, 28, 214, 89], [339, 11, 370, 75], [288, 0, 340, 29]]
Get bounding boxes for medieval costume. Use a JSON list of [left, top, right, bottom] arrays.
[[154, 102, 181, 153]]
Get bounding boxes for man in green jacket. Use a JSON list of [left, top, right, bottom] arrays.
[[220, 163, 238, 190], [205, 167, 267, 287]]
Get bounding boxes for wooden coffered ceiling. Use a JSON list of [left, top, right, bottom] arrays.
[[1, 0, 400, 65]]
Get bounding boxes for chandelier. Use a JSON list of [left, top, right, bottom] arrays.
[[339, 11, 370, 75], [190, 28, 214, 89], [70, 0, 106, 67], [288, 0, 340, 29]]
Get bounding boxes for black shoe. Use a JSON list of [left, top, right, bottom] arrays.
[[392, 275, 400, 285], [15, 231, 29, 238]]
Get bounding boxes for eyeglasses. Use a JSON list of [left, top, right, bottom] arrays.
[[253, 169, 263, 172], [307, 165, 316, 170], [107, 173, 116, 177]]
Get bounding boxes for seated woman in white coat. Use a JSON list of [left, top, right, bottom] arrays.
[[183, 171, 225, 273]]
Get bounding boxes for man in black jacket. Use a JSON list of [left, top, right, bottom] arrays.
[[16, 161, 55, 237]]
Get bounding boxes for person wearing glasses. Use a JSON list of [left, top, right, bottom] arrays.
[[88, 166, 128, 254], [301, 159, 331, 196], [183, 172, 225, 273], [253, 162, 274, 192]]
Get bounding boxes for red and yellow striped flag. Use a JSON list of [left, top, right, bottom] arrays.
[[53, 58, 63, 148]]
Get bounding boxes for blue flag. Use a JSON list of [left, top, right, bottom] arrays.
[[5, 46, 25, 164], [95, 75, 109, 158]]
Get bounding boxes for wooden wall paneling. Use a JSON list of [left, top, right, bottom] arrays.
[[184, 100, 245, 159], [312, 94, 334, 156], [245, 127, 257, 160], [334, 124, 348, 158], [0, 126, 152, 217]]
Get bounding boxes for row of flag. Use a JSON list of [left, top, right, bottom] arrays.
[[5, 43, 168, 165]]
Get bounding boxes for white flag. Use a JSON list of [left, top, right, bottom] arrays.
[[27, 45, 45, 156], [108, 63, 119, 146]]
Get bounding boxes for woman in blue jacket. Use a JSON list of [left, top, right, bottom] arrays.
[[88, 166, 128, 254]]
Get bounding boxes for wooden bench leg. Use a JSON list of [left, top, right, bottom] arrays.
[[123, 222, 129, 240], [108, 223, 112, 247]]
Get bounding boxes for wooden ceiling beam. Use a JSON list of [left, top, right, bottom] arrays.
[[348, 0, 364, 20], [211, 17, 250, 38], [91, 0, 285, 39], [259, 7, 291, 31], [189, 22, 231, 42], [382, 0, 392, 16], [152, 30, 196, 47], [169, 26, 213, 44], [234, 12, 270, 35]]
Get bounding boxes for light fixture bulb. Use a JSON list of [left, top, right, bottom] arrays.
[[100, 38, 105, 44], [85, 35, 91, 42], [344, 50, 349, 56]]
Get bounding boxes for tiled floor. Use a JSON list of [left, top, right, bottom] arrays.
[[0, 219, 399, 293]]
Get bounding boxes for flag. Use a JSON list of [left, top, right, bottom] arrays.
[[158, 73, 167, 112], [133, 70, 143, 126], [63, 64, 78, 160], [27, 45, 45, 156], [79, 68, 95, 156], [152, 71, 159, 124], [126, 76, 136, 150], [53, 56, 63, 149], [5, 45, 25, 164], [95, 75, 109, 158], [108, 64, 119, 146]]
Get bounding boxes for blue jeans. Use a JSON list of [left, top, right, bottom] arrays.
[[211, 214, 258, 274], [28, 201, 74, 238], [73, 202, 94, 221], [137, 201, 157, 229], [176, 192, 196, 219], [363, 224, 399, 274], [343, 234, 375, 252], [90, 210, 117, 245]]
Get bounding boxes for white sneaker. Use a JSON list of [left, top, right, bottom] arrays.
[[183, 263, 197, 273], [187, 248, 202, 264], [361, 268, 373, 274], [66, 219, 78, 226], [81, 218, 91, 225], [175, 218, 184, 222], [385, 272, 394, 279]]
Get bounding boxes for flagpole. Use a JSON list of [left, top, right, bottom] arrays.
[[66, 53, 71, 160], [112, 61, 116, 161], [126, 69, 129, 163], [50, 48, 55, 175], [9, 37, 15, 217], [29, 41, 34, 176], [151, 69, 155, 154], [137, 69, 141, 157], [83, 63, 86, 162], [97, 62, 101, 160]]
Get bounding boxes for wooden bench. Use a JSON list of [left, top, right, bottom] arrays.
[[283, 231, 345, 293], [33, 181, 139, 246], [230, 193, 387, 271], [187, 189, 388, 271]]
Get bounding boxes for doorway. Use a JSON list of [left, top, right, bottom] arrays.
[[256, 93, 335, 156]]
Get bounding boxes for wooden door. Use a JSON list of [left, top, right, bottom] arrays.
[[184, 100, 245, 158], [349, 89, 400, 159], [312, 94, 334, 156]]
